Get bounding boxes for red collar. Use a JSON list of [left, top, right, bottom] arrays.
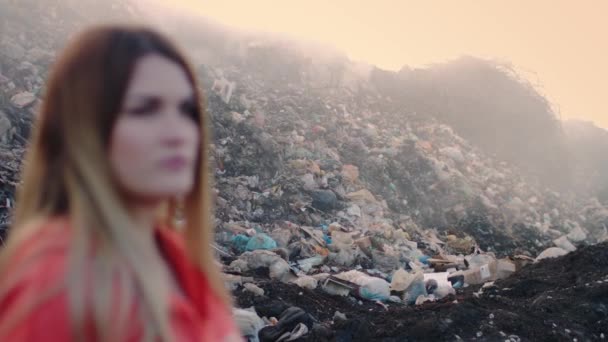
[[154, 228, 212, 318]]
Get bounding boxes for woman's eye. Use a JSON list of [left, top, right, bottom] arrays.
[[126, 98, 161, 116], [180, 100, 198, 120]]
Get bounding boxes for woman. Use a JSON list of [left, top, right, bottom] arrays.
[[0, 25, 241, 341]]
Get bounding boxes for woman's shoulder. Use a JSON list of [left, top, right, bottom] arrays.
[[0, 216, 71, 297], [2, 216, 72, 272], [0, 217, 72, 340], [154, 227, 238, 328]]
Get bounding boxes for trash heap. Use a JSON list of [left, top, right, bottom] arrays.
[[230, 240, 608, 341], [0, 0, 139, 238], [1, 1, 607, 340], [0, 9, 43, 235], [192, 21, 608, 342], [197, 44, 607, 340]]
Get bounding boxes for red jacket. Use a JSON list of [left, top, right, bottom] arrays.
[[0, 217, 240, 341]]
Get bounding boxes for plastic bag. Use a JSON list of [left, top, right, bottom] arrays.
[[292, 276, 318, 290], [335, 270, 390, 301], [246, 233, 278, 251], [298, 256, 325, 273], [231, 234, 251, 253], [390, 268, 415, 292], [535, 247, 568, 262], [404, 271, 427, 304], [233, 307, 265, 342]]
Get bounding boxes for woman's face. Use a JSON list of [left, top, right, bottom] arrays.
[[109, 54, 200, 203]]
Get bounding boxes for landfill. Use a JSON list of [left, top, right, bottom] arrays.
[[1, 1, 607, 341]]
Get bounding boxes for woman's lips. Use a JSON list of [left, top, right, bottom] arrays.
[[159, 156, 189, 171]]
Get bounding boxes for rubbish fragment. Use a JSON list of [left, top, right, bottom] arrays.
[[341, 164, 359, 182], [535, 247, 569, 262], [391, 268, 416, 292], [321, 276, 356, 297], [233, 307, 265, 342], [311, 190, 338, 211], [299, 226, 327, 246], [246, 233, 278, 251], [423, 272, 451, 288], [297, 255, 325, 273], [276, 323, 308, 342], [333, 311, 347, 322], [231, 250, 294, 282], [258, 307, 312, 342], [10, 91, 36, 108], [433, 284, 456, 299], [496, 259, 517, 279], [334, 270, 390, 301], [212, 76, 235, 104], [292, 275, 318, 290], [553, 236, 576, 252], [231, 234, 251, 253], [567, 226, 587, 242], [243, 283, 265, 297], [404, 272, 427, 305]]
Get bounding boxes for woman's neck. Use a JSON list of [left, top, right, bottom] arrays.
[[129, 201, 162, 232]]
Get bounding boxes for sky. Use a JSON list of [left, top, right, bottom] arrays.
[[168, 0, 607, 128]]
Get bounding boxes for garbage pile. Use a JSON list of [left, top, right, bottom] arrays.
[[0, 0, 139, 238], [1, 1, 607, 340], [201, 58, 607, 255], [0, 2, 52, 237], [191, 15, 608, 341], [231, 241, 608, 341]]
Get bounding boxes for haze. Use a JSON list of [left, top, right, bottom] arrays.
[[166, 0, 607, 129]]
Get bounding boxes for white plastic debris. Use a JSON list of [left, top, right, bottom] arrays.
[[553, 236, 576, 252], [496, 259, 517, 279], [388, 295, 402, 303], [467, 253, 497, 269], [567, 225, 587, 242], [321, 277, 353, 297], [535, 247, 569, 262], [231, 250, 294, 282], [433, 284, 456, 299], [224, 274, 253, 291], [230, 259, 249, 272], [335, 270, 390, 301], [243, 283, 265, 297], [233, 307, 265, 342], [297, 255, 325, 273], [391, 268, 415, 292], [311, 273, 331, 282], [10, 91, 36, 108], [329, 248, 358, 267], [423, 272, 451, 288], [440, 146, 465, 164], [333, 311, 347, 321], [292, 275, 319, 290], [404, 271, 426, 304]]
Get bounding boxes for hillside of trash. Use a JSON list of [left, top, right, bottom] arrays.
[[1, 1, 607, 341], [232, 242, 608, 341]]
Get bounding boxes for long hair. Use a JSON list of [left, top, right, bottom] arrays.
[[0, 25, 228, 340]]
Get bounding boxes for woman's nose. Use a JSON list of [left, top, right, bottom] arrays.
[[162, 134, 186, 148], [160, 111, 190, 147]]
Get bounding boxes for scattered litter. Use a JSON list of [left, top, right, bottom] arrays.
[[243, 283, 265, 297]]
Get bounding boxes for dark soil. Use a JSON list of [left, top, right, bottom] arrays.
[[233, 242, 608, 341]]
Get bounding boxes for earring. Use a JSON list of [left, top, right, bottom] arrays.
[[173, 197, 186, 230]]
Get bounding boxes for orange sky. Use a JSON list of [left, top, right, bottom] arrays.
[[169, 0, 607, 128]]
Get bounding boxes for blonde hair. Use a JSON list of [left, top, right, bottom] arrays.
[[0, 25, 229, 341]]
